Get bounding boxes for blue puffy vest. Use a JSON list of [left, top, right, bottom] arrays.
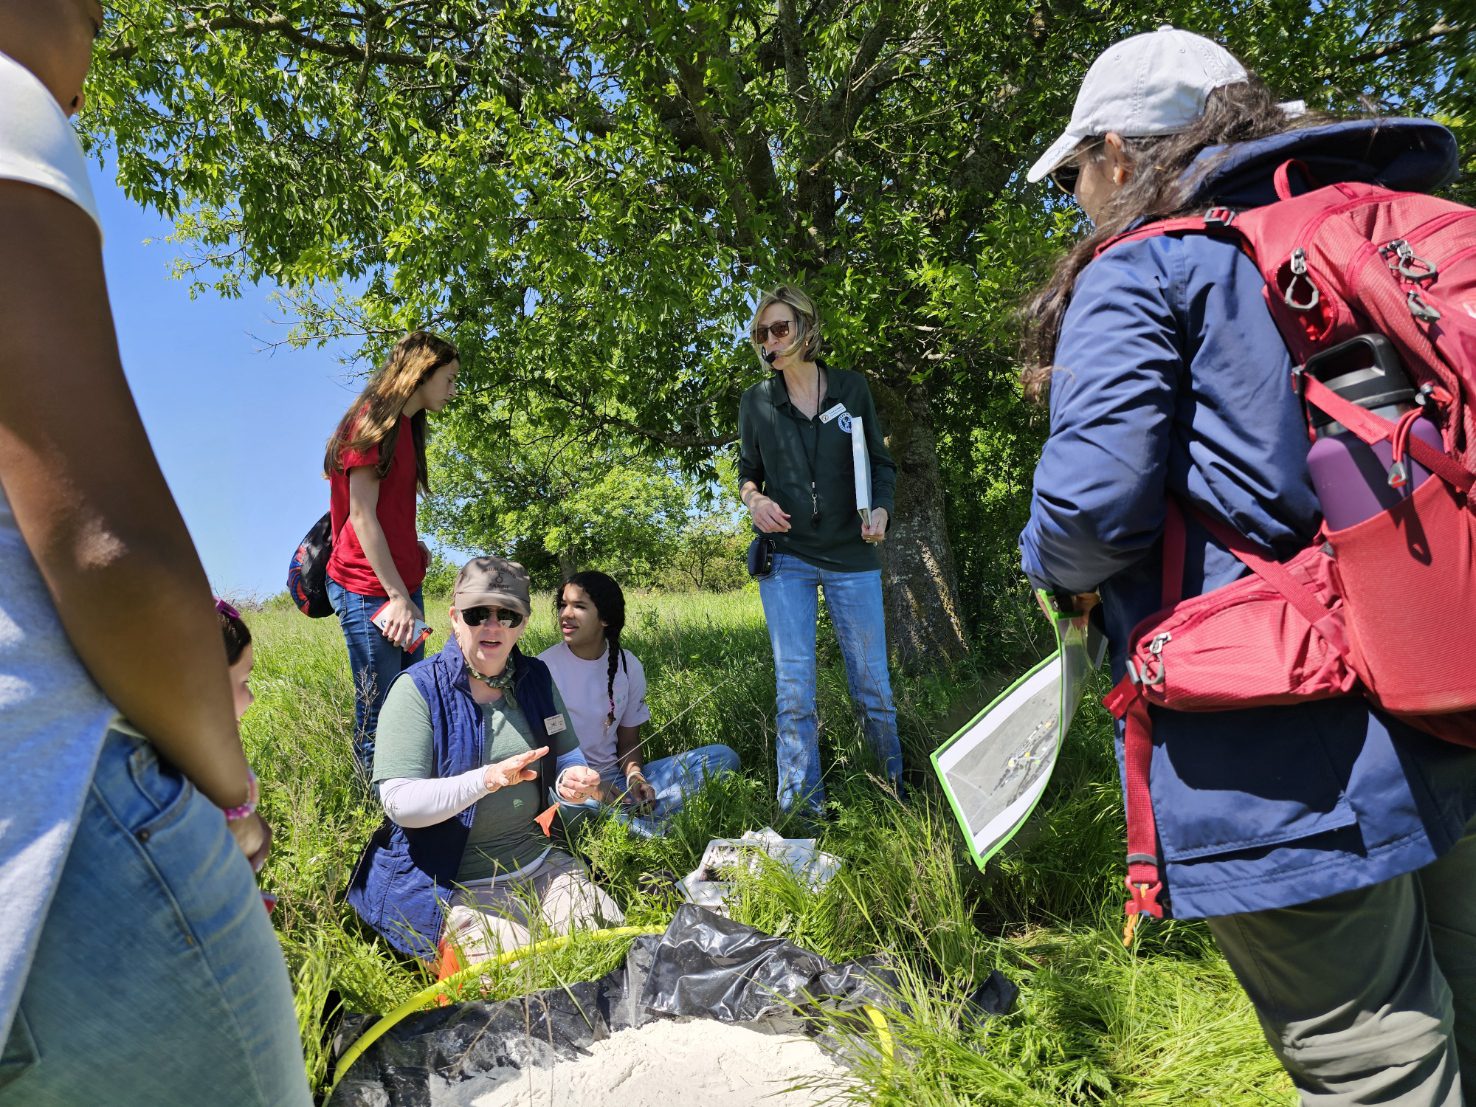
[[346, 642, 560, 960]]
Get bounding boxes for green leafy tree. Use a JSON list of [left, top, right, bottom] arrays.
[[423, 401, 693, 582], [662, 512, 751, 591], [88, 2, 1472, 668]]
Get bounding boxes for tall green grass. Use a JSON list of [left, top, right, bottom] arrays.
[[240, 587, 1293, 1103]]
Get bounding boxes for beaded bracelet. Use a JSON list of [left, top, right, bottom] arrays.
[[222, 769, 259, 823]]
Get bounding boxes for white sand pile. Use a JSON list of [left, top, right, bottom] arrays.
[[465, 1017, 849, 1106]]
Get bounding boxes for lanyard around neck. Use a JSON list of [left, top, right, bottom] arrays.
[[784, 368, 825, 529]]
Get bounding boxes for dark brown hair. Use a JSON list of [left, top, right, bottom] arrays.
[[323, 331, 458, 491], [557, 571, 629, 728], [216, 602, 252, 666], [1020, 76, 1323, 404]]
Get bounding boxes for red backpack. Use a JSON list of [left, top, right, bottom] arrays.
[[1095, 161, 1476, 941]]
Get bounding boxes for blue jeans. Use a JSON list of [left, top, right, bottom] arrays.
[[581, 746, 741, 837], [757, 552, 902, 813], [327, 577, 425, 772], [0, 730, 310, 1106]]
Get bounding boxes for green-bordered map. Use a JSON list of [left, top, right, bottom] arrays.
[[932, 591, 1105, 868]]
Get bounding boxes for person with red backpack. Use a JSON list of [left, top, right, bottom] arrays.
[[1018, 27, 1476, 1104]]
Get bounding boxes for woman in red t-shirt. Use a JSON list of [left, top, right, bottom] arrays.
[[323, 331, 460, 771]]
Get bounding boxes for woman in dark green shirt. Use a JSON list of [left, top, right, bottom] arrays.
[[737, 285, 903, 816]]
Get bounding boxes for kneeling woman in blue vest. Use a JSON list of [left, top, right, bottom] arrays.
[[348, 557, 620, 966]]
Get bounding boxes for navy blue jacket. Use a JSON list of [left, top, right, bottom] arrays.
[[346, 643, 575, 960], [1019, 119, 1476, 918]]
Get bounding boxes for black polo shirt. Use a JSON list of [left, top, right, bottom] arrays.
[[737, 364, 897, 572]]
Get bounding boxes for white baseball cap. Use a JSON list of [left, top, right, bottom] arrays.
[[1026, 27, 1248, 183]]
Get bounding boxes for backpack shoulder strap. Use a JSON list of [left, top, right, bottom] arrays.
[[1094, 209, 1246, 260]]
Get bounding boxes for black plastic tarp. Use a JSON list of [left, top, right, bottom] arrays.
[[327, 904, 1014, 1106]]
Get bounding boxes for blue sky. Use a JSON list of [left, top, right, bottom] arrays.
[[90, 156, 365, 601]]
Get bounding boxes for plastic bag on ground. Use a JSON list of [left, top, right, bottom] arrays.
[[327, 905, 1009, 1106]]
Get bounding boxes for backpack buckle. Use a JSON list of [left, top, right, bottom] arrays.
[[1284, 248, 1320, 311], [1122, 878, 1164, 945], [1203, 206, 1237, 227]]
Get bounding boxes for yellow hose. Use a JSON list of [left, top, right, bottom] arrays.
[[863, 1003, 896, 1065], [329, 924, 896, 1096]]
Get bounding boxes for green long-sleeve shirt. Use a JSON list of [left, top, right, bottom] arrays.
[[737, 363, 897, 572]]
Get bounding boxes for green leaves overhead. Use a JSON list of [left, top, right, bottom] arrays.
[[90, 3, 1472, 427], [88, 2, 1473, 639]]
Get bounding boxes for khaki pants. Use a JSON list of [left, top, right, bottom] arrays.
[[442, 850, 624, 965], [1207, 814, 1476, 1106]]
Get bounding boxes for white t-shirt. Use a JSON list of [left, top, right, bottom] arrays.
[[0, 50, 113, 1046], [539, 641, 652, 782]]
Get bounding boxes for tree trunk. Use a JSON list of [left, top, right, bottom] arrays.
[[871, 378, 969, 672]]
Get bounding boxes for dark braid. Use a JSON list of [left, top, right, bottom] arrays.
[[560, 571, 628, 727]]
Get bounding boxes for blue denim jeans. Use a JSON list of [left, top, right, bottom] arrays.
[[757, 552, 902, 813], [327, 577, 425, 772], [0, 729, 310, 1106], [580, 745, 741, 837]]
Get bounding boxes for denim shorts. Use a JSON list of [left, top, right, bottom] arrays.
[[0, 729, 311, 1106]]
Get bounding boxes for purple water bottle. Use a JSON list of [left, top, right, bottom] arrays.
[[1303, 334, 1445, 531]]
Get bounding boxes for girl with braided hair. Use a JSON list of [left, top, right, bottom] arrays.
[[540, 571, 739, 828]]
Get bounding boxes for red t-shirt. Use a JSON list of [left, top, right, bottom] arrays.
[[326, 414, 427, 596]]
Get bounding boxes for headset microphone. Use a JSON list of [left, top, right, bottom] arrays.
[[762, 348, 778, 365]]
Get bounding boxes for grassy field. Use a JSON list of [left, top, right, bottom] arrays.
[[240, 587, 1294, 1104]]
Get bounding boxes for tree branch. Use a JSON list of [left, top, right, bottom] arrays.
[[1337, 20, 1467, 68]]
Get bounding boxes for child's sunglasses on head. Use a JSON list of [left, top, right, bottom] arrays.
[[754, 320, 792, 343], [461, 605, 524, 629]]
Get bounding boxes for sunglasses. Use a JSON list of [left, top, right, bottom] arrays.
[[461, 605, 525, 629], [215, 598, 241, 620], [754, 319, 793, 343], [1048, 139, 1104, 196]]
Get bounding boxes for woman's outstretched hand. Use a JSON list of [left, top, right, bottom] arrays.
[[484, 746, 547, 791]]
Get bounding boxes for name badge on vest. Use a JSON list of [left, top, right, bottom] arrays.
[[819, 402, 848, 424], [544, 714, 567, 734]]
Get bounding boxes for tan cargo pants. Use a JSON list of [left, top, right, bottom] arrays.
[[441, 849, 624, 966]]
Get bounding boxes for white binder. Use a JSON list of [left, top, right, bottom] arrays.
[[851, 416, 872, 528]]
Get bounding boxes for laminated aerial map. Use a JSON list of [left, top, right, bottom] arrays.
[[932, 592, 1106, 868]]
